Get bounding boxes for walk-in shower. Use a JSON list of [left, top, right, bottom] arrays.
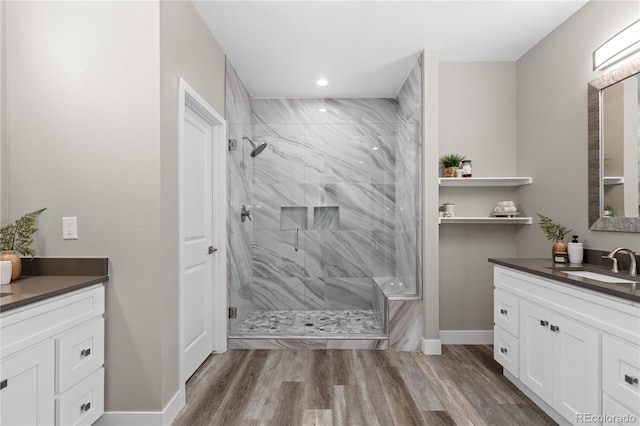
[[225, 56, 422, 342]]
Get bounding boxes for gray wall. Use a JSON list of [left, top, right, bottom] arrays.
[[439, 62, 518, 331], [159, 0, 225, 409], [4, 0, 225, 412], [516, 0, 640, 256], [0, 0, 6, 223]]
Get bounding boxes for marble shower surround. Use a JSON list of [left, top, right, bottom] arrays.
[[226, 58, 255, 327], [227, 57, 423, 344], [250, 96, 417, 313]]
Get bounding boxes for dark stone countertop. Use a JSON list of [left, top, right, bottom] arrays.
[[0, 257, 108, 312], [489, 258, 640, 303]]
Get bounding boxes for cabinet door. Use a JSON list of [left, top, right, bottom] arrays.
[[551, 313, 600, 423], [0, 340, 55, 426], [520, 300, 554, 405]]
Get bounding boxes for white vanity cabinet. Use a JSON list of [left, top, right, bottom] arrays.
[[493, 265, 640, 426], [0, 284, 105, 426]]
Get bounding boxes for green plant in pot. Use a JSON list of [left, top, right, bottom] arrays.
[[439, 153, 466, 177], [1, 208, 46, 280], [536, 213, 572, 258], [603, 205, 616, 217]]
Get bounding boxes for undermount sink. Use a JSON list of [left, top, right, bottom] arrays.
[[563, 270, 638, 284]]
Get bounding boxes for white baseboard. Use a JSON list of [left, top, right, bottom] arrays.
[[96, 388, 184, 426], [439, 330, 493, 345], [162, 388, 185, 425], [422, 338, 442, 355]]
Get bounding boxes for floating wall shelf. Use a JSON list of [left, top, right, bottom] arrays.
[[603, 176, 624, 186], [438, 177, 533, 187], [439, 217, 533, 225]]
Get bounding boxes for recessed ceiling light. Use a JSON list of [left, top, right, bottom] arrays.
[[318, 108, 327, 113], [316, 79, 329, 87], [372, 147, 379, 150], [359, 161, 364, 164]]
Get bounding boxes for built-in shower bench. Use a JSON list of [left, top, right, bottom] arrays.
[[372, 277, 423, 351]]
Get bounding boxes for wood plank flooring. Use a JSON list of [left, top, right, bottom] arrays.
[[173, 345, 555, 426]]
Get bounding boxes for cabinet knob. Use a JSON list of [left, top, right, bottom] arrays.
[[80, 348, 91, 357], [624, 375, 639, 385], [540, 320, 549, 327], [0, 379, 7, 390], [500, 309, 507, 315], [550, 325, 560, 333], [80, 402, 91, 412]]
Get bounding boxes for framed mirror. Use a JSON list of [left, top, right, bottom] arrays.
[[588, 58, 640, 232]]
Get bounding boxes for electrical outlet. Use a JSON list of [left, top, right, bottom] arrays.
[[62, 217, 78, 240]]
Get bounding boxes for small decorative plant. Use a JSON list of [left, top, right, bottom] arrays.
[[439, 153, 466, 169], [536, 213, 572, 241], [0, 208, 46, 257], [439, 154, 466, 177], [603, 205, 616, 217]]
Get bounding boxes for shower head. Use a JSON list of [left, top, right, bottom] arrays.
[[242, 137, 268, 157]]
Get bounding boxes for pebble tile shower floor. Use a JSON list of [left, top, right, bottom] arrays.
[[234, 310, 384, 336]]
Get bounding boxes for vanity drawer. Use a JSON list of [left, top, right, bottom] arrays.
[[56, 317, 104, 394], [603, 335, 640, 415], [56, 368, 104, 426], [494, 326, 519, 378], [602, 393, 639, 423], [494, 289, 519, 337]]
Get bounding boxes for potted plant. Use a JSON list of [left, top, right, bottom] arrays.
[[439, 154, 466, 178], [0, 208, 46, 280], [603, 205, 616, 217], [536, 213, 572, 258]]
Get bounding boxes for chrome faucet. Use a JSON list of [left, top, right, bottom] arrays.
[[602, 247, 637, 276]]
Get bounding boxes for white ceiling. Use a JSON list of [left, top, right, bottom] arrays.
[[193, 1, 588, 98]]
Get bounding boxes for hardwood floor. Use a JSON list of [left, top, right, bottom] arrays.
[[173, 345, 555, 425]]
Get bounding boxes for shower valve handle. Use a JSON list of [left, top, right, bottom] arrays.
[[241, 205, 252, 222]]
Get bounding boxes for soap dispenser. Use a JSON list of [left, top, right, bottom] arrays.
[[568, 235, 584, 264]]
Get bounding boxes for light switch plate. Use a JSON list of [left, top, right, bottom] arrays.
[[62, 217, 78, 240]]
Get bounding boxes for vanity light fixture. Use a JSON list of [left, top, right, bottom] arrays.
[[316, 78, 329, 87], [593, 19, 640, 70]]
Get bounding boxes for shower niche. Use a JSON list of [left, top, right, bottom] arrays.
[[280, 207, 308, 230], [313, 206, 339, 230]]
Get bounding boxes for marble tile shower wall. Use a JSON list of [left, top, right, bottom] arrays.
[[393, 57, 422, 294], [226, 58, 255, 327], [250, 98, 399, 312]]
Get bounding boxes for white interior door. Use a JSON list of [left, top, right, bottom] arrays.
[[179, 79, 227, 387], [182, 105, 214, 380]]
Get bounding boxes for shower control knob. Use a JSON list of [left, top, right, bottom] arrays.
[[241, 205, 252, 222]]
